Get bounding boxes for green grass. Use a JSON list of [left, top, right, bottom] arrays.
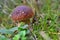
[[0, 0, 60, 40]]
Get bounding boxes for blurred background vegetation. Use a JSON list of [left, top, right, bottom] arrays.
[[0, 0, 60, 40]]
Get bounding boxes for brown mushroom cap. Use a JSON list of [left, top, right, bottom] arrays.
[[11, 5, 34, 23]]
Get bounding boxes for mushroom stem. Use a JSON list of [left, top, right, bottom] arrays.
[[17, 23, 20, 27]]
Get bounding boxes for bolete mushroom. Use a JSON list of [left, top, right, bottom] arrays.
[[10, 5, 36, 39], [11, 5, 34, 26]]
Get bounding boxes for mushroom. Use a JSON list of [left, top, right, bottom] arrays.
[[10, 5, 37, 40], [11, 5, 34, 27]]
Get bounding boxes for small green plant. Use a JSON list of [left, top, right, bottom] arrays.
[[13, 22, 29, 40]]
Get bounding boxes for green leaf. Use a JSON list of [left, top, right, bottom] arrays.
[[0, 35, 9, 40], [13, 34, 20, 40], [0, 29, 13, 34], [18, 24, 28, 31], [19, 30, 26, 37]]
